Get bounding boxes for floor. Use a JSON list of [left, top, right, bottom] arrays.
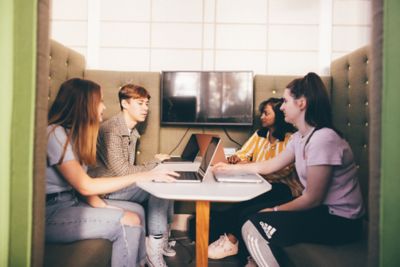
[[165, 231, 242, 267]]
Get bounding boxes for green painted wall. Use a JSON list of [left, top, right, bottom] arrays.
[[381, 0, 400, 266], [0, 0, 37, 266]]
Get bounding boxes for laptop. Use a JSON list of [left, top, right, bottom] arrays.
[[163, 134, 199, 163], [213, 169, 264, 183], [172, 137, 220, 183], [194, 133, 228, 164]]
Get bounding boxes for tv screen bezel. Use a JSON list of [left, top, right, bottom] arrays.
[[160, 70, 254, 127]]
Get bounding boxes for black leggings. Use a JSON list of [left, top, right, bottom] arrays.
[[247, 205, 363, 247], [242, 206, 363, 266], [209, 183, 293, 262]]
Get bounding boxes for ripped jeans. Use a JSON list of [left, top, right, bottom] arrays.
[[105, 184, 174, 236], [45, 192, 146, 267]]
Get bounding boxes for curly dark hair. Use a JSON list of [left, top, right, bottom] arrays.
[[256, 97, 296, 141]]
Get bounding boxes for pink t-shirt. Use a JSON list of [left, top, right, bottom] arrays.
[[286, 128, 364, 219]]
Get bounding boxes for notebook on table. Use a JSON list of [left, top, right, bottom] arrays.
[[163, 134, 199, 163], [163, 136, 221, 183]]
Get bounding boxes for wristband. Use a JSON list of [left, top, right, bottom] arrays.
[[273, 206, 279, 212]]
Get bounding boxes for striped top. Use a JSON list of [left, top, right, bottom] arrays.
[[236, 130, 303, 197]]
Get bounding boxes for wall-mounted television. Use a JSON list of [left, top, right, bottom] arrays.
[[161, 71, 254, 126]]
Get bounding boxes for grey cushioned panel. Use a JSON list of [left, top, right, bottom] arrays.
[[44, 240, 111, 267], [330, 46, 370, 212], [49, 40, 85, 107]]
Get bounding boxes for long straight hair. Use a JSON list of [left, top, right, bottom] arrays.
[[48, 78, 102, 165], [286, 72, 341, 136]]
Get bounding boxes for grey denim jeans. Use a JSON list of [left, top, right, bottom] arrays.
[[45, 192, 146, 267], [106, 184, 174, 236]]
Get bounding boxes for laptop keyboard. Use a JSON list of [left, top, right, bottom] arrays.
[[177, 171, 201, 181]]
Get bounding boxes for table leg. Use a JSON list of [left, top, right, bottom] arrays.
[[196, 200, 210, 267]]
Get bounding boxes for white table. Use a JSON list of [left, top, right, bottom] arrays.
[[137, 163, 271, 267]]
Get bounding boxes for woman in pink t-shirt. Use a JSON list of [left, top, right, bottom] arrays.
[[214, 72, 364, 267]]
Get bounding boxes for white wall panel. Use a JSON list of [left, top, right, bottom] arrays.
[[204, 0, 216, 23], [202, 50, 215, 70], [269, 0, 319, 24], [152, 23, 202, 48], [152, 0, 203, 22], [100, 22, 150, 47], [100, 0, 150, 21], [98, 48, 150, 71], [51, 0, 371, 74], [268, 51, 319, 75], [215, 51, 266, 73], [150, 49, 202, 71], [268, 25, 319, 50], [52, 0, 88, 20], [216, 25, 266, 50], [51, 21, 88, 46], [203, 24, 215, 49], [333, 0, 371, 25], [216, 0, 267, 23], [332, 26, 370, 51]]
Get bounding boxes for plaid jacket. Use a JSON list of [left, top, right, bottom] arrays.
[[88, 113, 159, 177]]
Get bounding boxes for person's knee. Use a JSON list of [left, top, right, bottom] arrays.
[[241, 220, 253, 237], [120, 211, 141, 226]]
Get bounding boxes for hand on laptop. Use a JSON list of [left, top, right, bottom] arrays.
[[213, 162, 240, 174], [154, 153, 171, 161], [142, 169, 179, 182], [227, 155, 241, 164]]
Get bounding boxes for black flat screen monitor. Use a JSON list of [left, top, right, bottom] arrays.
[[161, 71, 253, 126]]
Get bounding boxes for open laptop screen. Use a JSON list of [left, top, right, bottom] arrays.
[[181, 134, 199, 161], [199, 137, 219, 175]]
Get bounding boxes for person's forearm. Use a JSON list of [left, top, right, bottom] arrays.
[[79, 174, 142, 196], [275, 193, 321, 211], [105, 156, 152, 176]]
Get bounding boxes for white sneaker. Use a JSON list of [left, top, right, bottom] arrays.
[[245, 256, 258, 267], [162, 235, 176, 257], [146, 236, 168, 267], [208, 233, 239, 259]]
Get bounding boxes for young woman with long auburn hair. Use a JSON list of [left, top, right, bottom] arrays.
[[45, 78, 177, 267]]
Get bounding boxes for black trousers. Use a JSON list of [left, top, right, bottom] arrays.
[[209, 183, 293, 262], [247, 205, 363, 247]]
